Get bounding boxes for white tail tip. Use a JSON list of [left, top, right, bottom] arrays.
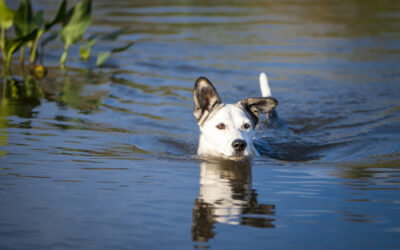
[[259, 72, 271, 97]]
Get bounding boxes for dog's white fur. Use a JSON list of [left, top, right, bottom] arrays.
[[197, 104, 256, 158], [259, 72, 271, 98], [193, 73, 277, 160]]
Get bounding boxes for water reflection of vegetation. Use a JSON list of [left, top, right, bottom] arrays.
[[335, 154, 400, 180], [111, 76, 191, 100], [192, 159, 275, 243], [58, 76, 103, 114], [0, 70, 106, 119], [0, 75, 42, 155], [1, 75, 42, 116], [0, 70, 110, 155]]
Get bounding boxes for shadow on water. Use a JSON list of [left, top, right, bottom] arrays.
[[255, 138, 330, 162], [192, 159, 275, 244]]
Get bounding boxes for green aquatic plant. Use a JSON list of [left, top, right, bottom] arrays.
[[0, 0, 14, 30], [0, 0, 89, 71], [30, 0, 66, 65], [1, 0, 130, 75], [79, 28, 134, 67], [60, 0, 92, 68], [80, 34, 97, 61], [0, 0, 63, 73], [13, 0, 43, 64], [0, 0, 67, 73], [80, 28, 124, 61], [2, 29, 37, 76], [0, 0, 14, 47], [0, 0, 15, 73], [96, 42, 134, 67]]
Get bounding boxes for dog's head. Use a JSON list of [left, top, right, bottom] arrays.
[[193, 77, 277, 159]]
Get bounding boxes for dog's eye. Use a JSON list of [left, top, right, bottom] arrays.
[[243, 123, 251, 129], [216, 123, 226, 130]]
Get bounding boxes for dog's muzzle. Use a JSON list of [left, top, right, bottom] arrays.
[[232, 139, 247, 152]]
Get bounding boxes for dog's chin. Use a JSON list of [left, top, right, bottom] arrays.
[[219, 152, 252, 161], [198, 147, 253, 161], [198, 153, 252, 162]]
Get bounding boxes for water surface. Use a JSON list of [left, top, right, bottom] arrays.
[[1, 0, 400, 249]]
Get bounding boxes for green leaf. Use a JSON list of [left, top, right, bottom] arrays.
[[3, 28, 38, 72], [79, 29, 125, 62], [4, 29, 38, 55], [80, 35, 97, 61], [80, 44, 89, 61], [4, 39, 23, 57], [60, 0, 92, 47], [32, 10, 44, 29], [44, 0, 66, 31], [96, 42, 134, 67], [96, 51, 111, 67], [28, 12, 44, 64], [0, 0, 15, 29], [14, 0, 34, 37]]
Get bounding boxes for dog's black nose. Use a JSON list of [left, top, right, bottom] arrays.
[[232, 139, 247, 152]]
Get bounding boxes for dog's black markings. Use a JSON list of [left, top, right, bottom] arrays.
[[193, 77, 222, 123], [240, 97, 278, 126], [193, 76, 278, 128]]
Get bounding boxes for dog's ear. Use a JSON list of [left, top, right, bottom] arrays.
[[193, 77, 222, 122], [239, 97, 278, 125]]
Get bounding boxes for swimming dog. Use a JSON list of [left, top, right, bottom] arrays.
[[193, 73, 278, 159]]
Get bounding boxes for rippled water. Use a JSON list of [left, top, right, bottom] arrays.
[[1, 0, 400, 249]]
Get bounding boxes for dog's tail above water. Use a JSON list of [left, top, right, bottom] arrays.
[[259, 72, 271, 97]]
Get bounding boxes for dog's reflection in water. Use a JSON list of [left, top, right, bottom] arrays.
[[192, 159, 275, 242]]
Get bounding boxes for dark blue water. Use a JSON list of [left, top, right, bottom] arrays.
[[1, 0, 400, 249]]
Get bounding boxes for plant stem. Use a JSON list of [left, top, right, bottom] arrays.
[[60, 44, 69, 68], [30, 29, 44, 65], [0, 26, 6, 64], [19, 46, 25, 65]]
